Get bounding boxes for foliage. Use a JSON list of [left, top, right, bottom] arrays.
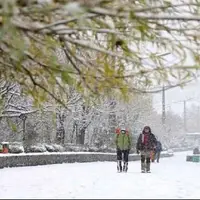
[[0, 0, 200, 105]]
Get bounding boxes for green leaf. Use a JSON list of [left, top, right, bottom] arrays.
[[11, 122, 17, 132], [61, 71, 74, 84], [6, 118, 18, 132], [129, 10, 136, 19]]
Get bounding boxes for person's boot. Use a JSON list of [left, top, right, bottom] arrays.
[[117, 160, 122, 172]]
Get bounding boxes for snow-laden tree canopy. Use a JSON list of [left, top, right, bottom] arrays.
[[0, 0, 200, 105]]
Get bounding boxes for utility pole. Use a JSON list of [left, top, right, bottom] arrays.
[[162, 85, 166, 126], [183, 100, 187, 133]]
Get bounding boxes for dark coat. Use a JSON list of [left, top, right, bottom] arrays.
[[136, 126, 157, 151], [156, 141, 162, 152]]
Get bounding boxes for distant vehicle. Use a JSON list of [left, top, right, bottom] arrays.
[[167, 149, 174, 154], [193, 147, 200, 155], [162, 147, 168, 151]]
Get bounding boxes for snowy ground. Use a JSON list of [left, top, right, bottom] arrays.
[[0, 151, 199, 199]]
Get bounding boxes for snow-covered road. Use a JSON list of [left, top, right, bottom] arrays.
[[0, 152, 199, 199]]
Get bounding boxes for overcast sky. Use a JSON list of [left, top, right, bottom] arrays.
[[153, 78, 200, 116]]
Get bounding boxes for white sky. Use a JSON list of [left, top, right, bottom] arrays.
[[152, 28, 200, 116], [153, 78, 200, 116]]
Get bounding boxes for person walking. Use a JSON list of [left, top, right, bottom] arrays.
[[155, 140, 163, 163], [136, 126, 157, 173], [115, 127, 132, 173]]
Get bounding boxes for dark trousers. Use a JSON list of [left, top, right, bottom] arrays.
[[117, 149, 129, 162], [141, 150, 151, 171], [155, 151, 161, 162], [117, 149, 129, 172]]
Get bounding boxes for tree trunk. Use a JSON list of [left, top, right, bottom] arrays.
[[76, 128, 86, 145], [71, 121, 77, 143], [56, 109, 66, 144]]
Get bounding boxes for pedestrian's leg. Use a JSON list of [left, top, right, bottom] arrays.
[[146, 157, 151, 172], [122, 150, 125, 171], [117, 149, 122, 172], [157, 151, 160, 163], [141, 154, 145, 172], [151, 151, 155, 162], [150, 151, 153, 162], [154, 152, 157, 161], [146, 151, 151, 172], [123, 150, 129, 172]]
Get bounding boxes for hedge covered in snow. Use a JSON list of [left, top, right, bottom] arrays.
[[0, 151, 173, 169], [3, 141, 193, 154], [7, 143, 118, 154]]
